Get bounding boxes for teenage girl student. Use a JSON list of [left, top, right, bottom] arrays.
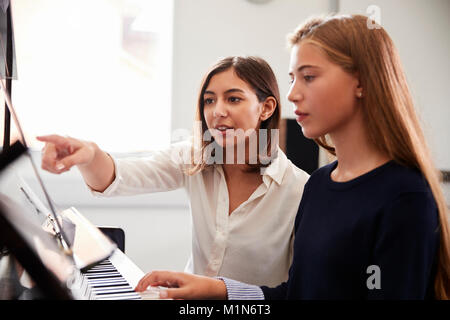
[[37, 56, 310, 287], [135, 14, 450, 299]]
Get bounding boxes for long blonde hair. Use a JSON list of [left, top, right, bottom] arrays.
[[288, 14, 450, 299]]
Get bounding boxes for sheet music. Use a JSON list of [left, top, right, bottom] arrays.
[[15, 172, 76, 246], [60, 207, 116, 271], [12, 175, 115, 269], [16, 172, 51, 218]]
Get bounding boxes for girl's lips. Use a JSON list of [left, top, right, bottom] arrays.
[[296, 113, 309, 122]]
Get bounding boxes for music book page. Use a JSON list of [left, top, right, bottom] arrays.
[[60, 207, 116, 271]]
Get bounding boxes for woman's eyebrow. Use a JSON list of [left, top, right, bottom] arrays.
[[224, 88, 245, 94], [204, 88, 245, 95]]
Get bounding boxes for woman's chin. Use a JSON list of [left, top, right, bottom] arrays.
[[213, 135, 235, 148]]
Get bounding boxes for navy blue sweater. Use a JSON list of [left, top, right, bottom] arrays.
[[261, 160, 440, 299]]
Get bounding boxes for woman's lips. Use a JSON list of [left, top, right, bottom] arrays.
[[213, 126, 234, 136], [218, 130, 230, 136]]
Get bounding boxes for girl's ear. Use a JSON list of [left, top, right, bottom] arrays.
[[260, 96, 277, 121]]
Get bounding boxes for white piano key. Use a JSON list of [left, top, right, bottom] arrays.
[[95, 291, 141, 300], [94, 288, 135, 295], [93, 286, 132, 293]]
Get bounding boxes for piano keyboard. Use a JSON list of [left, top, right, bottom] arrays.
[[72, 248, 161, 300], [80, 259, 142, 300], [70, 249, 159, 300]]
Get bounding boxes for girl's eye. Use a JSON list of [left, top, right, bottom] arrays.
[[304, 75, 315, 82], [289, 77, 294, 84], [229, 97, 241, 103]]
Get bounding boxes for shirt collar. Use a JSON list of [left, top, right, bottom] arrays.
[[260, 147, 288, 186]]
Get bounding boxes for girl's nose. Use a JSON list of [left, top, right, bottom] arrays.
[[287, 81, 303, 104]]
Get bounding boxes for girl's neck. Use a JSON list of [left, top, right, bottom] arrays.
[[329, 113, 390, 182]]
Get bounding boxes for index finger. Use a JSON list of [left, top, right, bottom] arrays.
[[36, 134, 71, 148]]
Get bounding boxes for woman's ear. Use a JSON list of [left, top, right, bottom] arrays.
[[260, 96, 277, 121], [354, 72, 363, 98]]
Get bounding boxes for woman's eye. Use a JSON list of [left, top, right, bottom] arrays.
[[204, 98, 214, 105], [229, 97, 241, 103]]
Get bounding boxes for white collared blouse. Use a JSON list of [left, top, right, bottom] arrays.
[[90, 141, 309, 287]]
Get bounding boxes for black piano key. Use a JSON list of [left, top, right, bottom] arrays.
[[85, 273, 122, 280], [87, 264, 115, 268], [85, 271, 120, 276], [88, 278, 127, 283], [87, 266, 116, 272], [85, 268, 116, 274], [92, 281, 128, 288]]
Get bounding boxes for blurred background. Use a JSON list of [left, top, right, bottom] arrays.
[[1, 0, 449, 274]]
